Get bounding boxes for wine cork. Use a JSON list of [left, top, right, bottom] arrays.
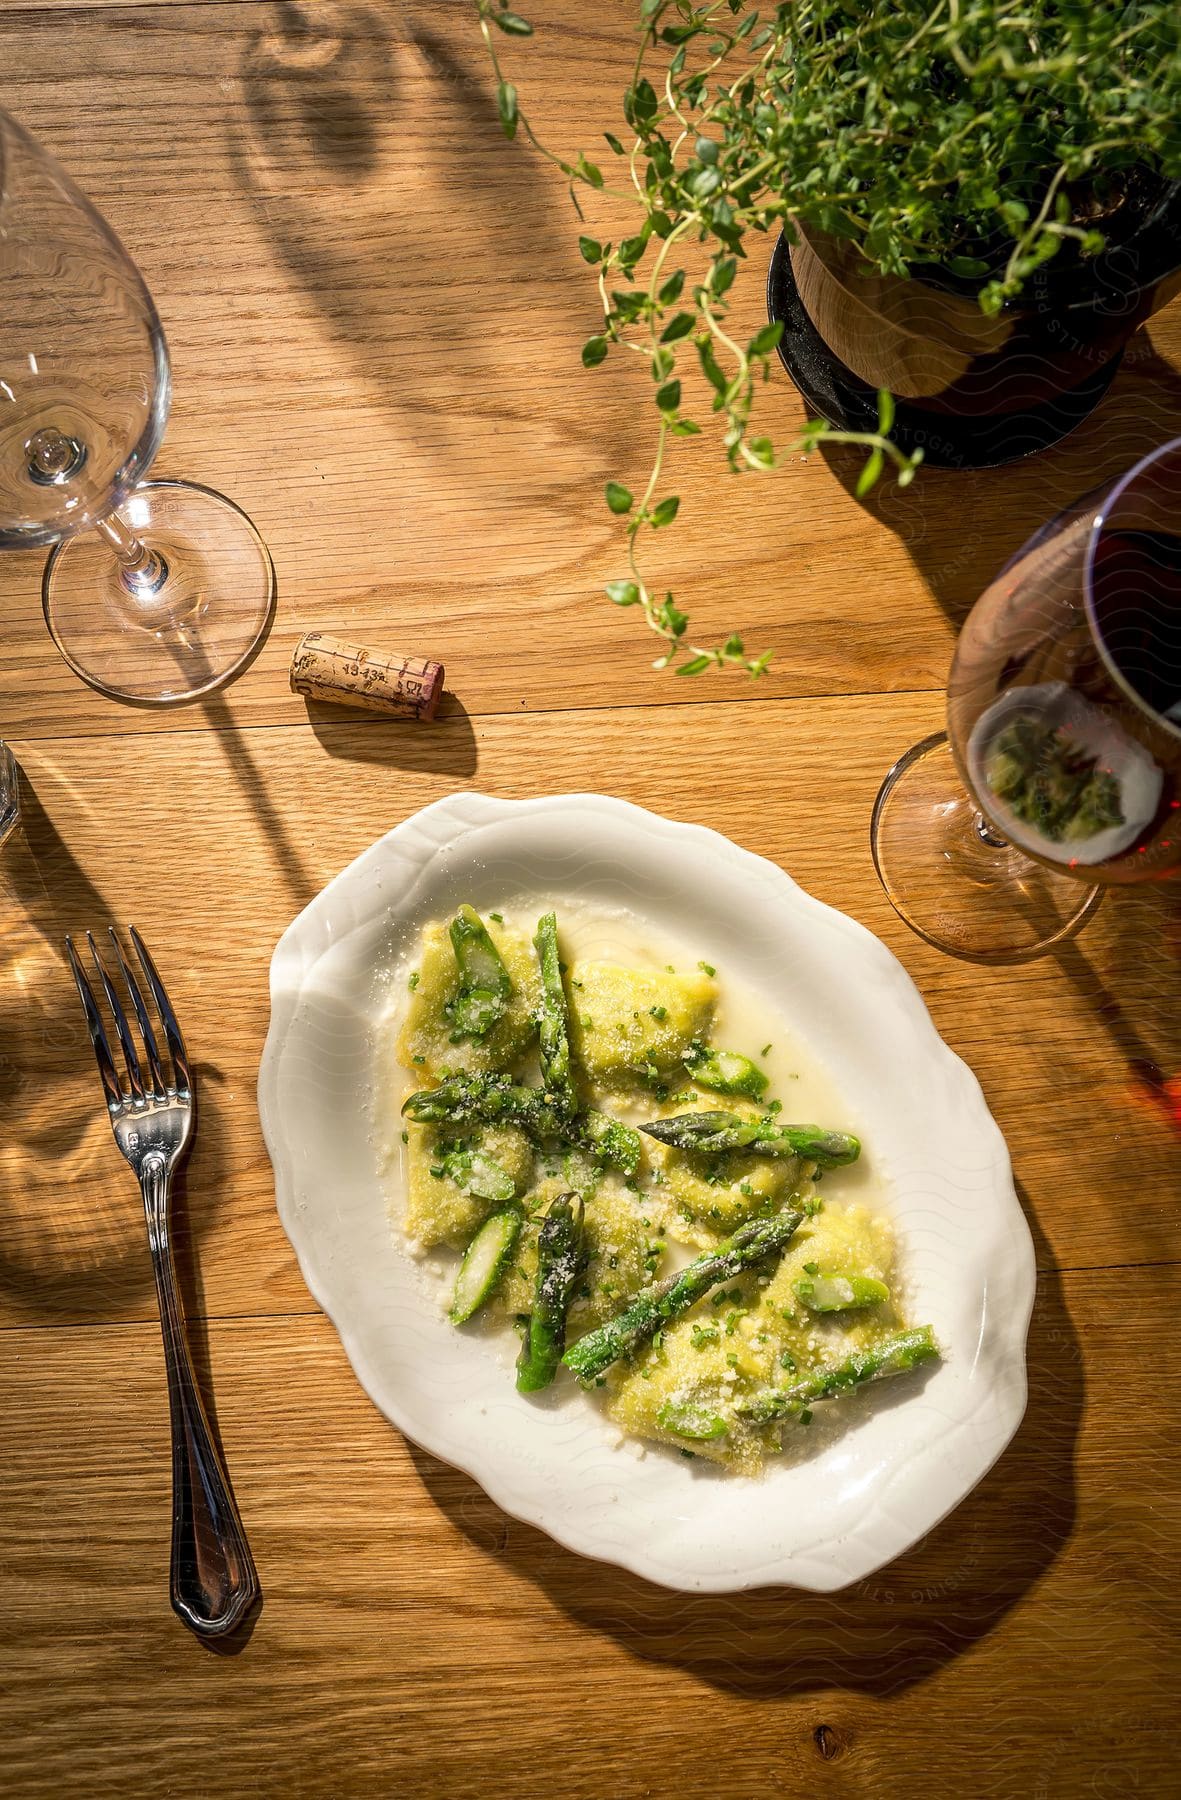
[[290, 632, 444, 721]]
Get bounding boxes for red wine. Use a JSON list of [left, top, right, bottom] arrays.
[[1089, 528, 1181, 724]]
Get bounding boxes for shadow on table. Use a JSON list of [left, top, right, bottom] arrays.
[[199, 689, 322, 913], [410, 1189, 1080, 1700], [0, 767, 233, 1333], [228, 2, 578, 417], [303, 692, 478, 778], [226, 0, 632, 589], [1042, 882, 1181, 1228], [817, 328, 1181, 636]]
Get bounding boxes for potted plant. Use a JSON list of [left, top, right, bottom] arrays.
[[477, 0, 1181, 673]]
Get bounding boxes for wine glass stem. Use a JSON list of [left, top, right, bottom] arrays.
[[95, 508, 168, 594]]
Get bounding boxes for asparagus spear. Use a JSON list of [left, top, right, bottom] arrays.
[[403, 1072, 571, 1136], [516, 1193, 585, 1393], [533, 911, 577, 1111], [683, 1044, 769, 1100], [737, 1325, 940, 1422], [563, 1210, 803, 1384], [641, 1110, 861, 1170], [793, 1271, 889, 1313], [656, 1399, 729, 1441], [446, 905, 512, 1042], [438, 1147, 517, 1206], [450, 1209, 521, 1324], [404, 1074, 639, 1174]]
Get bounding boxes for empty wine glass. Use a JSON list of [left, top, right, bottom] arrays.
[[872, 437, 1181, 962], [0, 109, 274, 704]]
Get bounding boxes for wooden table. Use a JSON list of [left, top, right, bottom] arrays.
[[3, 5, 1179, 1795]]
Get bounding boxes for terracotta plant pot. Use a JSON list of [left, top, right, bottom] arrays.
[[767, 181, 1181, 469]]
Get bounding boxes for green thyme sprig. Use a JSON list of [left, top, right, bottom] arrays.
[[477, 0, 1180, 674], [477, 0, 919, 674]]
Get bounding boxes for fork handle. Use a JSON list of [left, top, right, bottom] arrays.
[[141, 1155, 260, 1638]]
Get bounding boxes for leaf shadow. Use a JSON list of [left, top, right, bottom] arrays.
[[821, 328, 1181, 635], [0, 769, 222, 1324]]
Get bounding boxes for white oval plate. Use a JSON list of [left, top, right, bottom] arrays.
[[259, 792, 1034, 1593]]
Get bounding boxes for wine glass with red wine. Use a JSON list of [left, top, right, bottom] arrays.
[[871, 437, 1181, 962]]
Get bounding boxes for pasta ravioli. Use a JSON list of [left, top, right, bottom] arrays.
[[393, 903, 938, 1473]]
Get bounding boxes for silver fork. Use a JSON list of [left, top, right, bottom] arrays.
[[66, 926, 259, 1639]]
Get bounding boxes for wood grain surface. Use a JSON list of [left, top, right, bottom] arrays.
[[1, 4, 1179, 1797]]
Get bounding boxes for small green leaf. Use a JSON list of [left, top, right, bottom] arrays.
[[658, 270, 685, 305], [855, 448, 885, 498], [603, 131, 625, 155], [649, 495, 680, 528], [631, 77, 658, 121], [605, 580, 641, 607], [491, 9, 533, 35], [946, 255, 990, 278], [669, 418, 701, 436], [655, 379, 681, 412], [877, 388, 895, 435], [710, 257, 737, 296], [578, 157, 604, 190], [605, 481, 634, 515], [676, 655, 712, 676], [658, 597, 688, 637], [578, 236, 602, 264], [660, 312, 696, 343], [697, 338, 728, 394], [695, 136, 718, 165], [497, 81, 518, 139], [749, 320, 784, 356], [747, 436, 775, 468], [581, 336, 608, 368]]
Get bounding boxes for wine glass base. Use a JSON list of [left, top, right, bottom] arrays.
[[871, 733, 1103, 963], [42, 480, 275, 705]]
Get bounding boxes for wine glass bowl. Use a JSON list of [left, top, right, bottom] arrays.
[[949, 439, 1181, 885], [0, 113, 168, 548], [873, 437, 1181, 961], [0, 108, 273, 703]]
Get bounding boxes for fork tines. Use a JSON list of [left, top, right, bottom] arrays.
[[65, 927, 192, 1111]]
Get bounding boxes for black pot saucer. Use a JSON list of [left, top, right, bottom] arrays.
[[765, 233, 1123, 471]]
